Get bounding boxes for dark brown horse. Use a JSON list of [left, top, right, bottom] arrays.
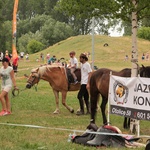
[[89, 65, 150, 128], [26, 64, 81, 114]]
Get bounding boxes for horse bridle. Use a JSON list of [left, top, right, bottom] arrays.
[[27, 71, 40, 86]]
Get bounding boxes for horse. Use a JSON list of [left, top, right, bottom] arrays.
[[26, 64, 81, 114], [89, 65, 150, 129]]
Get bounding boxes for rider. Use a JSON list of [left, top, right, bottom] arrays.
[[68, 51, 78, 84]]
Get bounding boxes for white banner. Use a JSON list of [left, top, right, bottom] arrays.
[[109, 75, 150, 121]]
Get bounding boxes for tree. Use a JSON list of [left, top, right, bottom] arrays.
[[18, 31, 47, 53], [138, 27, 150, 40], [17, 15, 74, 52], [56, 0, 119, 35], [17, 14, 50, 37], [2, 21, 12, 53], [44, 0, 58, 15], [0, 0, 4, 51], [27, 39, 44, 54], [0, 0, 12, 52], [40, 18, 74, 45], [18, 0, 45, 20], [1, 0, 14, 21], [0, 0, 76, 53]]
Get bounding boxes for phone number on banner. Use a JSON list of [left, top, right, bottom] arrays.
[[110, 105, 150, 121]]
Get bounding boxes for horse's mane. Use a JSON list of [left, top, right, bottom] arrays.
[[31, 65, 65, 77], [31, 66, 47, 76]]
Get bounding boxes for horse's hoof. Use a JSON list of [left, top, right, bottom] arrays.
[[123, 125, 128, 129], [104, 122, 111, 125], [70, 109, 74, 113], [53, 110, 60, 114], [87, 123, 98, 131]]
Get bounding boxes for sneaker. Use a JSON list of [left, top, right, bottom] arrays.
[[85, 111, 90, 115], [74, 80, 78, 84], [76, 110, 84, 116], [0, 110, 7, 116], [4, 111, 11, 116]]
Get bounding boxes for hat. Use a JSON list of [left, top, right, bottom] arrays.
[[2, 57, 9, 63], [80, 53, 88, 61]]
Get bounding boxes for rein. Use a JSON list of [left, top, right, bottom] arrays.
[[12, 71, 40, 97], [12, 87, 27, 97], [12, 85, 38, 97]]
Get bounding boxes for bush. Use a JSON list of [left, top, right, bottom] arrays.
[[27, 40, 44, 54], [138, 27, 150, 41]]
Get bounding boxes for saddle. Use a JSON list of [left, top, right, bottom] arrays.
[[66, 68, 81, 84], [72, 124, 141, 148]]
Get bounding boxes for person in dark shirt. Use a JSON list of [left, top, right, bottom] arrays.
[[48, 55, 56, 64]]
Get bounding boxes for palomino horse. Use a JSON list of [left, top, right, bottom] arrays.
[[26, 64, 81, 114], [89, 65, 150, 128]]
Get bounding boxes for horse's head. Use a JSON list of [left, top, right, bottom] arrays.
[[116, 85, 125, 98], [26, 68, 40, 89], [140, 65, 150, 78]]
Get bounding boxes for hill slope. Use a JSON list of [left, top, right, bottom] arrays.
[[31, 35, 150, 70]]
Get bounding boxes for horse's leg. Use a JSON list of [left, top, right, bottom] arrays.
[[123, 117, 130, 129], [53, 89, 60, 114], [61, 91, 74, 113], [100, 95, 108, 125], [128, 118, 130, 128], [123, 117, 127, 129], [90, 93, 99, 124]]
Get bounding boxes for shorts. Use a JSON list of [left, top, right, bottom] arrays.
[[1, 85, 12, 93], [13, 65, 18, 73]]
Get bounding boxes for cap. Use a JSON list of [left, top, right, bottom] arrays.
[[2, 57, 9, 62]]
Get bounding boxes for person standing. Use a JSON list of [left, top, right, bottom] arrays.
[[68, 51, 78, 84], [46, 53, 50, 63], [25, 53, 29, 61], [0, 58, 17, 116], [76, 53, 92, 115], [12, 57, 19, 75], [5, 50, 11, 61], [20, 51, 24, 60], [0, 52, 4, 61]]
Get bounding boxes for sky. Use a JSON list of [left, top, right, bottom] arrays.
[[109, 23, 124, 37], [109, 28, 124, 37]]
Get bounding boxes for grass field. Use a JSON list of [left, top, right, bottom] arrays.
[[0, 35, 150, 150]]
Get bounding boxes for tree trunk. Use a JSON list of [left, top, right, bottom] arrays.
[[131, 0, 138, 77], [130, 0, 140, 136]]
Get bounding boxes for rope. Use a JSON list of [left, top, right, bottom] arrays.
[[0, 122, 149, 138]]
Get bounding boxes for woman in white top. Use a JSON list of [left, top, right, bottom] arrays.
[[0, 58, 17, 116]]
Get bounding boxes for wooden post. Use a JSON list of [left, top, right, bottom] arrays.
[[12, 0, 19, 61]]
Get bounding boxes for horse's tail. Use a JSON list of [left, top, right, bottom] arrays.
[[89, 71, 101, 123]]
